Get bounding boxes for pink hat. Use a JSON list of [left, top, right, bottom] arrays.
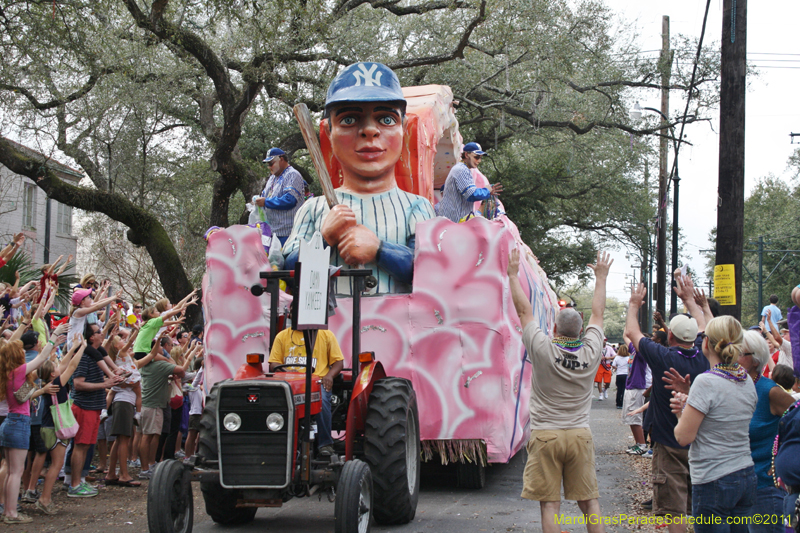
[[71, 288, 93, 307]]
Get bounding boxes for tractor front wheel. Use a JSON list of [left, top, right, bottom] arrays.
[[147, 459, 194, 533], [335, 459, 373, 533], [364, 378, 421, 525]]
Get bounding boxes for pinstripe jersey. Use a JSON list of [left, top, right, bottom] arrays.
[[283, 188, 435, 296], [435, 162, 481, 222], [259, 165, 305, 237]]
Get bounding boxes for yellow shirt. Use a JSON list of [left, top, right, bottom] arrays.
[[268, 329, 344, 378]]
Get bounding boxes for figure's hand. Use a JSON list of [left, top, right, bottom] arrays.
[[490, 183, 503, 195], [321, 205, 357, 247], [255, 197, 266, 207], [507, 248, 521, 278], [337, 225, 380, 265], [587, 251, 613, 279], [629, 283, 646, 308], [663, 367, 691, 395]]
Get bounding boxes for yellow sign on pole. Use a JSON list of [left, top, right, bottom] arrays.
[[713, 264, 736, 306]]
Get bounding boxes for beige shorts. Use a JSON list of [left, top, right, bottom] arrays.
[[622, 388, 646, 426], [652, 442, 691, 516], [140, 406, 164, 436], [521, 428, 599, 502]]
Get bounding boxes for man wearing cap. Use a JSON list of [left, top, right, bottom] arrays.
[[253, 147, 306, 245], [624, 275, 710, 533], [435, 142, 503, 223], [283, 62, 436, 295]]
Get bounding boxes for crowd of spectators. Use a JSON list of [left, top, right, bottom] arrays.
[[0, 233, 203, 524]]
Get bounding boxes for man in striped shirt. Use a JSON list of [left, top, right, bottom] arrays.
[[283, 62, 435, 295], [253, 147, 306, 245], [435, 142, 503, 223]]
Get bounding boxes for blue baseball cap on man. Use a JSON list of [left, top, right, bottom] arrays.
[[325, 62, 406, 112], [263, 147, 286, 163], [463, 142, 486, 156]]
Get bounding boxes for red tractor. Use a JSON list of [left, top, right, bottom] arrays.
[[146, 268, 421, 533]]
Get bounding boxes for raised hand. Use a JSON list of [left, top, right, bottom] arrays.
[[587, 251, 613, 279], [670, 391, 688, 416], [629, 283, 647, 308], [663, 367, 691, 395], [507, 248, 521, 278]]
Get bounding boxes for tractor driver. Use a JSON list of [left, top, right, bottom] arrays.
[[268, 328, 344, 456], [283, 62, 436, 296]]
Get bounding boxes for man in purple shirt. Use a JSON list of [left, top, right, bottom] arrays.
[[622, 333, 650, 455]]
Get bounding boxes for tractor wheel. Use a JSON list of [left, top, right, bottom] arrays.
[[147, 459, 193, 533], [456, 461, 486, 489], [197, 381, 257, 525], [334, 459, 373, 533], [364, 378, 420, 525]]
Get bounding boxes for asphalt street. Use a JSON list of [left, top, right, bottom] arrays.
[[191, 390, 642, 533]]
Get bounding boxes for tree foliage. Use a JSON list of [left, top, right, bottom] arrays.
[[0, 0, 719, 301]]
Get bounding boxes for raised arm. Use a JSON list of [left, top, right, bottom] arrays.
[[73, 288, 124, 318], [766, 309, 782, 347], [59, 339, 87, 384], [587, 251, 613, 329], [55, 254, 73, 276], [624, 283, 648, 352], [506, 248, 533, 329]]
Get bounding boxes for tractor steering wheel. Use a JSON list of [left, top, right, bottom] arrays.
[[270, 364, 302, 373]]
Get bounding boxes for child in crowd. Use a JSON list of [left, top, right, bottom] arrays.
[[132, 291, 197, 362]]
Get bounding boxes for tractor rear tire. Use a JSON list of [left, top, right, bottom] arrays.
[[456, 461, 486, 489], [147, 459, 193, 533], [197, 381, 257, 525], [334, 459, 373, 533], [364, 378, 421, 525]]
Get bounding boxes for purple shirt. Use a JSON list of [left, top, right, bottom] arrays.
[[625, 342, 649, 390]]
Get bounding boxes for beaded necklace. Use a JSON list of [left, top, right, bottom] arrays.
[[552, 336, 582, 350], [771, 399, 800, 491], [704, 362, 748, 383]]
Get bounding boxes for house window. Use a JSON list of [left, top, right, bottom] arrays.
[[22, 183, 37, 229], [56, 202, 72, 235]]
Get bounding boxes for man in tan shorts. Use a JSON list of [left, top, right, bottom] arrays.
[[508, 249, 612, 533]]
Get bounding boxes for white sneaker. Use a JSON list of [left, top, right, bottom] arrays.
[[603, 391, 608, 400]]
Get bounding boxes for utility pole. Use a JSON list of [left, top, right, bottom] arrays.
[[715, 0, 747, 319], [656, 15, 671, 317], [756, 235, 763, 312]]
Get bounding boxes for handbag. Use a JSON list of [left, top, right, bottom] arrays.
[[169, 379, 184, 409], [13, 379, 36, 404], [50, 394, 80, 440]]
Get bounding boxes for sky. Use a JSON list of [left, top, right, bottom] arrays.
[[599, 0, 800, 310]]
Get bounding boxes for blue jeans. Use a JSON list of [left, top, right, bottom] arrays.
[[0, 413, 31, 449], [693, 466, 757, 533], [748, 485, 786, 533], [316, 388, 332, 448], [783, 492, 798, 531]]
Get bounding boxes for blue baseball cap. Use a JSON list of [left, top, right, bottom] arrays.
[[463, 142, 486, 155], [325, 62, 406, 111], [263, 147, 286, 163]]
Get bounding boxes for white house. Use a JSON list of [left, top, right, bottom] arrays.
[[0, 137, 81, 273]]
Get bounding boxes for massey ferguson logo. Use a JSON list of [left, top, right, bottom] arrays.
[[293, 392, 321, 405], [247, 394, 260, 403]]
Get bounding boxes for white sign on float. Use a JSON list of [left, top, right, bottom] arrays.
[[296, 231, 331, 329]]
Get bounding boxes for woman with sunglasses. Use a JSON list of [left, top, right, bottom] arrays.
[[671, 316, 758, 532], [738, 331, 795, 533], [435, 142, 503, 223]]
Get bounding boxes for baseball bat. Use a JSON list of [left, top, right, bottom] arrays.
[[292, 103, 338, 209]]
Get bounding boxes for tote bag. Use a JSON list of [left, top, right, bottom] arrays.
[[50, 395, 80, 440], [169, 379, 184, 410]]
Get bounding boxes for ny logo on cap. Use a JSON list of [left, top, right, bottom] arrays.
[[352, 63, 382, 87]]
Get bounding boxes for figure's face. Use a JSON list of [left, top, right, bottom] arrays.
[[329, 102, 403, 187]]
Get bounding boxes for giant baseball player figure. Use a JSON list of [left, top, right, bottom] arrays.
[[283, 62, 435, 295]]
